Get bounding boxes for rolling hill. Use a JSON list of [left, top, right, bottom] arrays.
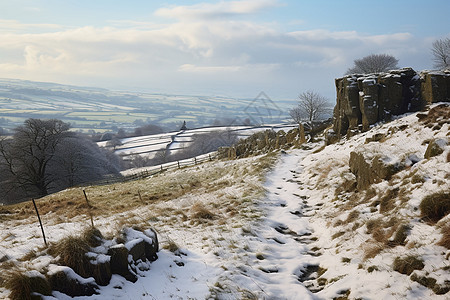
[[0, 78, 294, 134]]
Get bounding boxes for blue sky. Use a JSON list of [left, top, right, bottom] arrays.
[[0, 0, 449, 101]]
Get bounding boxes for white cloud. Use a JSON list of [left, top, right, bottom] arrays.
[[155, 0, 281, 20], [0, 19, 63, 33], [0, 2, 432, 99]]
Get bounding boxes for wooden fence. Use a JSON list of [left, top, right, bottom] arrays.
[[89, 153, 217, 186]]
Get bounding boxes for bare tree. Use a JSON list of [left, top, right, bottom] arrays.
[[290, 90, 329, 126], [431, 37, 450, 70], [0, 119, 122, 203], [289, 106, 303, 126], [50, 135, 121, 189], [0, 119, 71, 197], [346, 54, 399, 74]]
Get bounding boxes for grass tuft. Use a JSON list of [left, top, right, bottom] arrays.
[[388, 224, 410, 247], [82, 227, 104, 247], [48, 235, 91, 278], [4, 270, 51, 300], [437, 224, 450, 249], [163, 239, 180, 253], [190, 202, 215, 221], [345, 210, 359, 223], [419, 191, 450, 223], [392, 255, 424, 275]]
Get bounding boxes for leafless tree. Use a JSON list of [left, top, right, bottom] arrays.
[[290, 90, 329, 125], [431, 37, 450, 70], [0, 119, 71, 197], [346, 54, 399, 74], [50, 135, 121, 189], [0, 119, 122, 203]]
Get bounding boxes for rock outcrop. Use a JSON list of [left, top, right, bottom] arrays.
[[15, 227, 159, 299], [328, 68, 450, 143]]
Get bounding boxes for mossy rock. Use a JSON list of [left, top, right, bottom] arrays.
[[424, 138, 447, 159], [393, 256, 424, 275]]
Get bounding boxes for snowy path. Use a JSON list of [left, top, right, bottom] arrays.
[[232, 150, 322, 299], [37, 150, 324, 300]]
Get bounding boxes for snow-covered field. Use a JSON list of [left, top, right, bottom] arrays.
[[103, 124, 297, 160], [0, 105, 448, 299]]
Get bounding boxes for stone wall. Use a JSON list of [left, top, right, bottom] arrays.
[[327, 68, 450, 142]]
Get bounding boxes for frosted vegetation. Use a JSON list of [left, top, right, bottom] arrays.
[[0, 104, 449, 299]]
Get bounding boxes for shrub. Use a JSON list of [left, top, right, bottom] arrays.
[[5, 270, 51, 300], [419, 191, 450, 223], [392, 255, 424, 275]]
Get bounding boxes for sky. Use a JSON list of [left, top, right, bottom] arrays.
[[0, 0, 449, 101]]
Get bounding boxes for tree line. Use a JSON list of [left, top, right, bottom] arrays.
[[0, 119, 121, 204]]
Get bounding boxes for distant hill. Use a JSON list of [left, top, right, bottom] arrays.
[[0, 78, 293, 134]]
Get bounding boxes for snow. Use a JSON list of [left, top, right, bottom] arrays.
[[1, 106, 449, 299], [102, 124, 297, 161], [47, 265, 96, 285]]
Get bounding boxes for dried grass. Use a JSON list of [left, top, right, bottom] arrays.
[[419, 191, 450, 223], [47, 235, 91, 278], [190, 202, 216, 221], [392, 255, 424, 275], [437, 224, 450, 249], [4, 269, 51, 300]]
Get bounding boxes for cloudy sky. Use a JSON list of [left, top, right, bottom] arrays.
[[0, 0, 449, 101]]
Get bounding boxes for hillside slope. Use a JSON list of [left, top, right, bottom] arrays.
[[0, 104, 448, 299], [0, 78, 292, 133]]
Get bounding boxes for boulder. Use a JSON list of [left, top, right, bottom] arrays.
[[421, 71, 450, 103], [87, 253, 112, 286], [349, 151, 402, 190], [126, 238, 147, 262], [107, 244, 137, 283], [144, 228, 159, 261], [424, 138, 448, 159], [48, 266, 98, 297]]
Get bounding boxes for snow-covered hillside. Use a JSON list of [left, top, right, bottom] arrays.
[[101, 124, 297, 160], [0, 104, 448, 299]]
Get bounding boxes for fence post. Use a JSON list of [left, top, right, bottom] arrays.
[[138, 190, 144, 203], [32, 198, 47, 247], [178, 161, 180, 169], [83, 189, 95, 227]]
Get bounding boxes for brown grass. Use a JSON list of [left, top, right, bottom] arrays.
[[345, 210, 360, 223], [48, 235, 91, 278], [419, 191, 450, 223], [190, 202, 216, 221], [379, 188, 399, 213], [82, 227, 104, 247], [388, 224, 410, 247], [0, 153, 275, 226], [437, 224, 450, 249], [392, 255, 424, 275], [4, 269, 51, 300]]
